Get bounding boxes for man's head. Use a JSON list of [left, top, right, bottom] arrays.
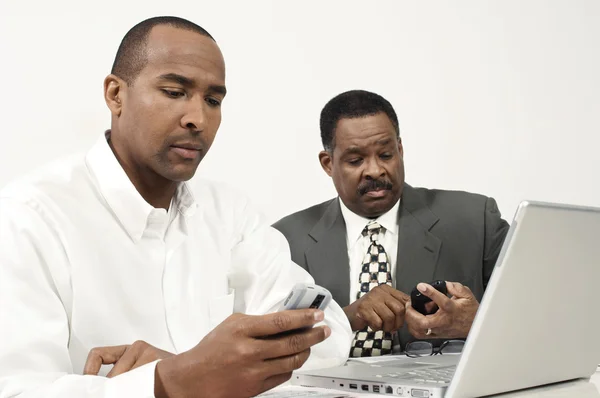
[[104, 16, 226, 183], [319, 90, 404, 219]]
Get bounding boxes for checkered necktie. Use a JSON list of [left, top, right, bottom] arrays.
[[350, 221, 393, 357]]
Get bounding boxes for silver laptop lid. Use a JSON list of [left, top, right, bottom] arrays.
[[447, 201, 600, 397]]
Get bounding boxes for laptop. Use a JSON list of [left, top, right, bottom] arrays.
[[292, 201, 600, 397]]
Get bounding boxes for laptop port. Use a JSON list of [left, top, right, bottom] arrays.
[[361, 385, 369, 391], [349, 384, 357, 390], [411, 388, 430, 397], [385, 386, 393, 394], [373, 385, 380, 393]]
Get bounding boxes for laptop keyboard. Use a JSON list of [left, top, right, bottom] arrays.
[[379, 365, 456, 384]]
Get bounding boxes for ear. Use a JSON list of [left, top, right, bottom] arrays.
[[397, 137, 404, 158], [104, 74, 125, 117], [319, 150, 334, 177]]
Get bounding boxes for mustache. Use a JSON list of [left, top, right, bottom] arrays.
[[357, 179, 393, 196]]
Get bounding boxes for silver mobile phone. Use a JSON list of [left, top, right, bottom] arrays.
[[279, 283, 332, 311]]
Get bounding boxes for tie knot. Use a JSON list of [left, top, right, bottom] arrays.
[[362, 221, 384, 239]]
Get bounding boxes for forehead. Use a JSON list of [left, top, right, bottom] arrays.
[[140, 25, 225, 83], [334, 113, 397, 150]]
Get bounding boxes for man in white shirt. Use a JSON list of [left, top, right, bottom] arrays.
[[0, 16, 352, 397], [273, 90, 509, 356]]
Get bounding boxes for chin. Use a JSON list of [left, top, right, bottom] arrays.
[[362, 200, 396, 218], [162, 168, 198, 182]]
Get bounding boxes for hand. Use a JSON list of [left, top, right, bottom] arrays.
[[154, 309, 331, 398], [405, 281, 479, 339], [343, 284, 409, 332], [83, 341, 174, 377]]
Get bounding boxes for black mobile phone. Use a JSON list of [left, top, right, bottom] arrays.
[[410, 280, 448, 315]]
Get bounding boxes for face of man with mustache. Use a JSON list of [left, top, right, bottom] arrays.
[[319, 112, 405, 218]]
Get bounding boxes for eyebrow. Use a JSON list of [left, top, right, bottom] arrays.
[[341, 137, 395, 156], [207, 84, 227, 97], [341, 146, 364, 157], [157, 73, 227, 96], [158, 73, 195, 87], [376, 138, 393, 146]]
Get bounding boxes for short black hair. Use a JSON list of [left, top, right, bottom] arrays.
[[111, 16, 215, 85], [320, 90, 400, 152]]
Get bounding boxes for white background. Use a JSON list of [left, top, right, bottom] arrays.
[[0, 0, 598, 224]]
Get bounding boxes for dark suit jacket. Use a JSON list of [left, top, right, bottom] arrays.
[[273, 184, 510, 347]]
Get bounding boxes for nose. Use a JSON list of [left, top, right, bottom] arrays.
[[364, 157, 386, 180], [180, 98, 207, 131]]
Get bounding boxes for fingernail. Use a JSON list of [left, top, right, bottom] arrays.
[[417, 283, 428, 293], [324, 326, 331, 338], [314, 310, 325, 322]]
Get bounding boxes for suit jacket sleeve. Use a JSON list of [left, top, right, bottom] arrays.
[[482, 197, 510, 288]]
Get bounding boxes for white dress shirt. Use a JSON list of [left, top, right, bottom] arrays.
[[0, 136, 352, 398], [339, 198, 401, 304]]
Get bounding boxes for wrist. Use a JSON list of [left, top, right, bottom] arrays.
[[154, 355, 181, 398], [343, 304, 361, 331]]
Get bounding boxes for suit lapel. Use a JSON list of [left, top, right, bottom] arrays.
[[395, 185, 442, 295], [306, 199, 351, 307]]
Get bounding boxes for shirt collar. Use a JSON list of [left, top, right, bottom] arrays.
[[339, 197, 401, 247], [85, 132, 198, 242]]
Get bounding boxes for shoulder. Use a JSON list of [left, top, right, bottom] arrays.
[[411, 186, 490, 209], [272, 198, 337, 237], [406, 185, 498, 224], [0, 153, 88, 217], [186, 178, 267, 230]]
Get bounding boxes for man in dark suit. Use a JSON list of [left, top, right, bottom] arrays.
[[273, 90, 509, 356]]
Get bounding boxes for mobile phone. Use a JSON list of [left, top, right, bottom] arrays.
[[279, 283, 332, 311], [411, 280, 448, 315]]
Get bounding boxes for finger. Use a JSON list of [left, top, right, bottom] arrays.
[[404, 302, 431, 337], [404, 301, 427, 327], [263, 348, 311, 376], [385, 299, 406, 331], [381, 285, 410, 304], [416, 283, 454, 312], [424, 301, 438, 314], [242, 309, 324, 338], [384, 295, 406, 317], [373, 304, 396, 332], [357, 307, 383, 331], [446, 281, 474, 299], [83, 345, 129, 375], [106, 346, 140, 378], [259, 325, 330, 360]]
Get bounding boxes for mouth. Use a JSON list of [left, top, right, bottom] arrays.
[[358, 180, 393, 197], [170, 145, 201, 160], [364, 188, 390, 198]]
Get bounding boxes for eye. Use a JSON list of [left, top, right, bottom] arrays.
[[206, 97, 222, 107], [380, 153, 393, 160], [162, 89, 185, 98], [347, 158, 363, 166]]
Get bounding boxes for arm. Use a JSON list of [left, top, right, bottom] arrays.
[[228, 197, 353, 370], [482, 197, 510, 289], [0, 198, 156, 398]]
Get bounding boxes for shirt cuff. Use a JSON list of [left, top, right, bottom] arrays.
[[105, 360, 159, 398]]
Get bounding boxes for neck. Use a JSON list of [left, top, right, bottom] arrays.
[[108, 138, 176, 210]]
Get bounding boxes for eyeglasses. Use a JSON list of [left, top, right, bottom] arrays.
[[405, 340, 465, 358]]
